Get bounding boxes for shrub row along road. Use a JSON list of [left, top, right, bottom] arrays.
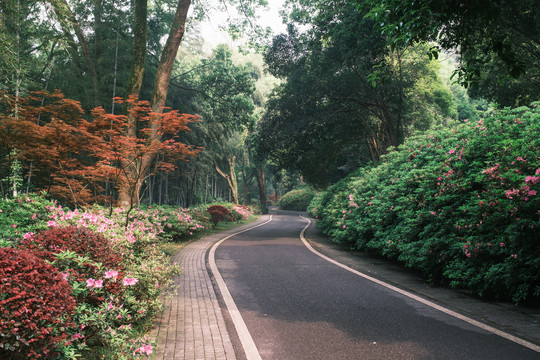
[[213, 213, 539, 360]]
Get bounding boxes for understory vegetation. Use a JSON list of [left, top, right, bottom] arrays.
[[0, 194, 254, 359], [310, 105, 539, 304]]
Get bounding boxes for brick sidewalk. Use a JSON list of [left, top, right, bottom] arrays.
[[149, 217, 269, 360]]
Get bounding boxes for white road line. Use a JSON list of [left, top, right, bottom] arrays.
[[208, 215, 273, 360], [299, 216, 540, 353]]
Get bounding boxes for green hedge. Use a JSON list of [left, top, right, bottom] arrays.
[[279, 187, 315, 211], [313, 104, 539, 304]]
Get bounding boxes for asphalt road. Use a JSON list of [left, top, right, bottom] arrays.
[[214, 214, 539, 360]]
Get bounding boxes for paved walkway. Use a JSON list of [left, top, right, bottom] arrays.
[[149, 216, 270, 360]]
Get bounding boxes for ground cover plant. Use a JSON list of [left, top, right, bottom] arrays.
[[312, 104, 539, 304], [0, 195, 252, 359]]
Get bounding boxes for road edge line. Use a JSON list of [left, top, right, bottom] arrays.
[[208, 215, 273, 360], [299, 216, 540, 353]]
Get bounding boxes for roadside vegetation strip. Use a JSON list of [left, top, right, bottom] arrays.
[[310, 105, 539, 304], [299, 216, 540, 353], [208, 215, 273, 360]]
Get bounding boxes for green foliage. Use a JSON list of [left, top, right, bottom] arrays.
[[315, 104, 540, 303], [360, 0, 540, 91], [279, 187, 315, 211], [307, 192, 324, 218], [0, 193, 53, 247], [257, 1, 458, 186]]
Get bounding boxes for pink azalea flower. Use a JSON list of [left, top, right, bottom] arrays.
[[46, 220, 57, 227], [134, 344, 153, 356], [94, 279, 103, 288], [123, 277, 139, 286], [86, 278, 96, 287], [105, 270, 118, 280]]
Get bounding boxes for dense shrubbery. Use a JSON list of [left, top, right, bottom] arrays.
[[0, 197, 254, 358], [279, 187, 315, 211], [313, 104, 539, 304], [0, 247, 76, 359], [206, 205, 231, 226]]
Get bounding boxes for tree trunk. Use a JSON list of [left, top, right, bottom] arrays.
[[118, 0, 191, 208], [213, 156, 239, 205], [150, 0, 191, 113], [126, 0, 147, 98], [255, 162, 268, 214]]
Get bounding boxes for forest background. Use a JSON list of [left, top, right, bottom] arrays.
[[1, 0, 537, 213]]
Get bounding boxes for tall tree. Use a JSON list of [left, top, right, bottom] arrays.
[[170, 45, 256, 204], [360, 0, 540, 92], [257, 0, 457, 187]]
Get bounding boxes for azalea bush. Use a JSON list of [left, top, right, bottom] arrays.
[[151, 206, 206, 242], [279, 186, 315, 211], [0, 196, 250, 358], [307, 192, 324, 218], [231, 204, 253, 220], [0, 201, 181, 358], [206, 205, 231, 227], [0, 247, 76, 359], [314, 104, 539, 303]]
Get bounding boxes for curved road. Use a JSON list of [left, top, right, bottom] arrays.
[[213, 213, 539, 360]]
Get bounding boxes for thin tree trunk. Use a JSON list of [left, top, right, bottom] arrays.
[[213, 157, 239, 204], [255, 162, 267, 214]]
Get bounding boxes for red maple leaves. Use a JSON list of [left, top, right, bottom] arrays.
[[0, 91, 199, 206]]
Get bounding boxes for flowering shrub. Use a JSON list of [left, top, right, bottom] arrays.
[[206, 205, 231, 226], [27, 205, 181, 358], [140, 206, 206, 242], [0, 247, 76, 359], [21, 226, 123, 270], [0, 193, 53, 247], [279, 187, 315, 211], [231, 204, 253, 220], [314, 104, 540, 303], [21, 226, 125, 301], [307, 192, 324, 218]]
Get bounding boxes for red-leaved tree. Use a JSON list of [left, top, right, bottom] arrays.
[[0, 91, 199, 208]]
